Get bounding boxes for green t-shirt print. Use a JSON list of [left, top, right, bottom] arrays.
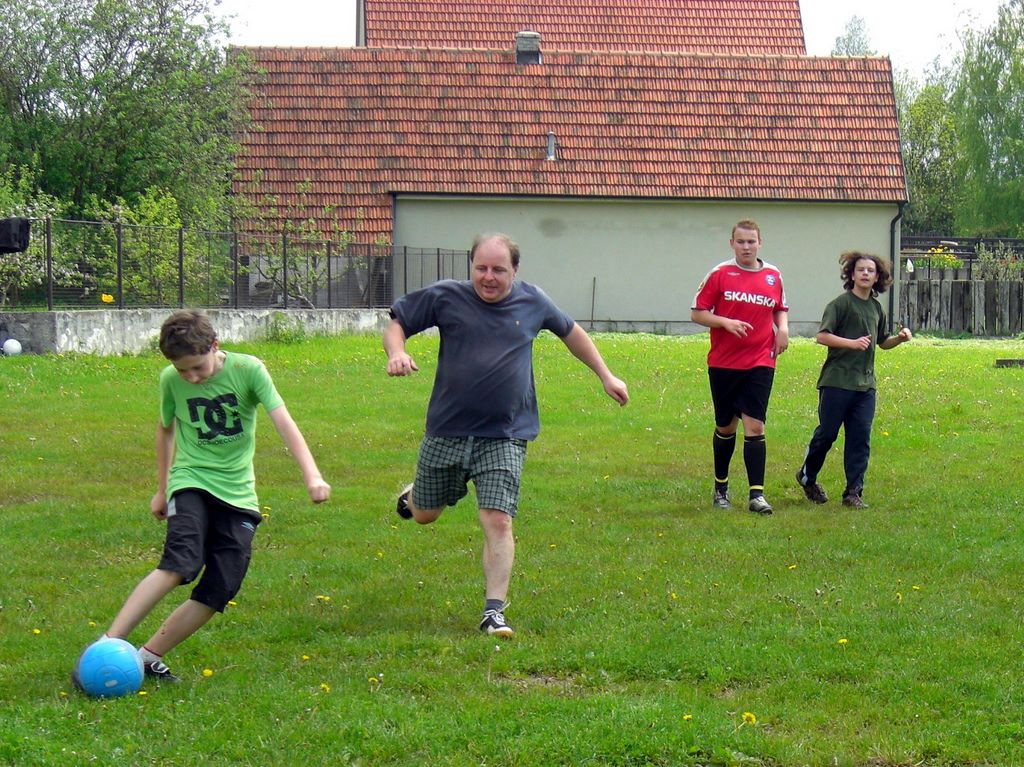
[[159, 352, 284, 512]]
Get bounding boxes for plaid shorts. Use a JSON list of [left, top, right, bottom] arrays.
[[412, 436, 528, 517]]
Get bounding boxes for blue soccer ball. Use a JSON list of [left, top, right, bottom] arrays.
[[73, 638, 144, 698]]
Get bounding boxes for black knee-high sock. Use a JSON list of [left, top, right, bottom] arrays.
[[713, 429, 736, 490], [744, 434, 767, 498]]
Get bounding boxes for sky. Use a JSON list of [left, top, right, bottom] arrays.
[[214, 0, 1003, 78]]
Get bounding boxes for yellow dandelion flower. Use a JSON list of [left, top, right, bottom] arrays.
[[32, 628, 41, 635], [302, 655, 311, 662], [100, 293, 114, 304], [320, 682, 331, 693], [895, 591, 903, 603], [59, 691, 68, 698], [787, 564, 797, 570], [882, 431, 890, 437], [88, 620, 97, 628], [838, 638, 849, 646], [742, 711, 757, 725], [202, 668, 214, 678], [683, 714, 693, 721], [138, 690, 148, 696], [228, 600, 237, 607], [549, 543, 556, 549], [670, 592, 678, 600], [375, 550, 384, 559], [912, 585, 922, 591]]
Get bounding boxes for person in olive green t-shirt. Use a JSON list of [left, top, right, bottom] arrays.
[[795, 252, 912, 509], [97, 310, 331, 684]]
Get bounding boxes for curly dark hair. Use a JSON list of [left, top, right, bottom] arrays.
[[840, 251, 892, 294]]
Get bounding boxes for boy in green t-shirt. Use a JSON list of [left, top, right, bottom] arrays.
[[795, 252, 912, 509], [100, 310, 331, 682]]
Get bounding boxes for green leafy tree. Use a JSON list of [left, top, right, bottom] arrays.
[[0, 165, 69, 306], [952, 0, 1024, 236], [899, 79, 959, 234], [83, 187, 234, 306], [233, 173, 364, 308], [0, 0, 252, 228], [832, 16, 876, 56]]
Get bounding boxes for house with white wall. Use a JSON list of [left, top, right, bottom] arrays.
[[234, 0, 906, 333]]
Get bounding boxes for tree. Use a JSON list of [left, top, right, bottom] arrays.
[[0, 165, 70, 306], [832, 16, 876, 57], [952, 0, 1024, 236], [0, 0, 253, 228], [899, 79, 960, 234]]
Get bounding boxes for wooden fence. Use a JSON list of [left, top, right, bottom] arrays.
[[899, 278, 1024, 336]]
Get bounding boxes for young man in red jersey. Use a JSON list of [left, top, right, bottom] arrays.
[[691, 220, 789, 514]]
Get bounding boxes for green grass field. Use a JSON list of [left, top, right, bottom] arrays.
[[2, 332, 1023, 766]]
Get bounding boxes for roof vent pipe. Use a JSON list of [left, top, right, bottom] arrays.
[[515, 31, 541, 65], [546, 132, 557, 161]]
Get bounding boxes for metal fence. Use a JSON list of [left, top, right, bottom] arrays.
[[0, 218, 471, 311], [899, 235, 1024, 281]]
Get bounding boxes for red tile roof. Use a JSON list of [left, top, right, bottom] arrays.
[[361, 0, 806, 56], [235, 47, 906, 243]]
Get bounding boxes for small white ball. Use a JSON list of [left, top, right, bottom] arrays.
[[2, 338, 23, 356]]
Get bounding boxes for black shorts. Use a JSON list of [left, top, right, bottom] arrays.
[[708, 366, 775, 427], [158, 488, 261, 612]]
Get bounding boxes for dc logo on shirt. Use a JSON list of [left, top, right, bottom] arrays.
[[764, 275, 777, 286], [187, 394, 242, 441]]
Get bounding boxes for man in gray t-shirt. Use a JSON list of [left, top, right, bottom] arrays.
[[384, 232, 629, 637]]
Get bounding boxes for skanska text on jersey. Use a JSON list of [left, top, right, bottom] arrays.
[[722, 290, 777, 307]]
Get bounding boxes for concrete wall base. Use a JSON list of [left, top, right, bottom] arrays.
[[0, 309, 821, 356], [0, 309, 391, 355]]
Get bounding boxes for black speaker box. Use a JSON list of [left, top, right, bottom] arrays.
[[0, 217, 30, 253]]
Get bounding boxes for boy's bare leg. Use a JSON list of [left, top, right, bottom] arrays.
[[143, 599, 217, 656], [107, 569, 182, 639]]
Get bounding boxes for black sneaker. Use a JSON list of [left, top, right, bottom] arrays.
[[748, 495, 773, 515], [143, 659, 181, 683], [796, 470, 828, 504], [479, 609, 514, 637], [712, 488, 731, 509], [395, 483, 413, 520], [842, 494, 868, 509]]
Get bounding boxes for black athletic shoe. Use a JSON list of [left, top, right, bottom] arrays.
[[712, 488, 732, 509], [796, 470, 828, 504], [479, 609, 514, 637], [143, 659, 181, 683], [747, 495, 773, 515], [395, 484, 413, 520], [842, 494, 868, 509]]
